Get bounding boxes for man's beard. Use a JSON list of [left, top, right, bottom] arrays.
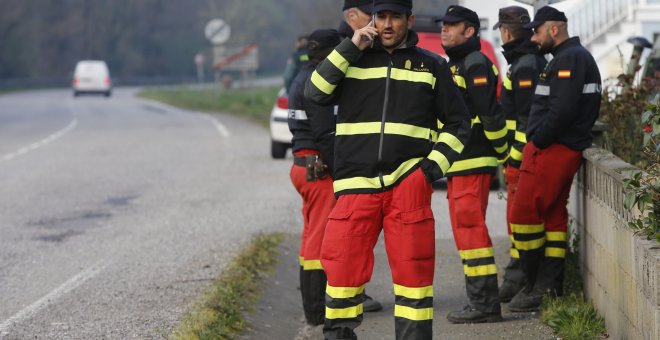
[[538, 37, 554, 54]]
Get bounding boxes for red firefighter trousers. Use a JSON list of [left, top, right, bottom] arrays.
[[509, 142, 582, 293], [447, 173, 499, 312], [290, 162, 335, 325], [321, 168, 435, 340]]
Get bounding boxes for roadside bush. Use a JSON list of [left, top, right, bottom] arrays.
[[623, 98, 660, 242]]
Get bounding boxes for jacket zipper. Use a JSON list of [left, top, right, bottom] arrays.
[[377, 58, 393, 188]]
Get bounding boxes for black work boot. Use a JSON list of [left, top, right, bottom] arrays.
[[507, 287, 557, 312], [363, 293, 382, 312], [446, 305, 503, 324], [499, 259, 526, 303]]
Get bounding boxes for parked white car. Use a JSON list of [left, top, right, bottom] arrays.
[[72, 60, 112, 97], [269, 87, 292, 158]]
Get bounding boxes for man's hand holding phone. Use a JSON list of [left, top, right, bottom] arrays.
[[351, 20, 378, 51]]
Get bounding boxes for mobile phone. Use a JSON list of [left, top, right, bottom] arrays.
[[370, 13, 376, 48]]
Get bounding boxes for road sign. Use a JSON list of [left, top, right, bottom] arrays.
[[205, 19, 231, 45], [213, 44, 259, 71]]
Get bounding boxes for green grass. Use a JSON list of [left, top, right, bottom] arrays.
[[170, 233, 285, 340], [540, 230, 607, 340], [542, 294, 607, 340], [138, 86, 279, 127]]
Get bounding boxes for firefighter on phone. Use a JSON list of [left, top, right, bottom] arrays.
[[306, 0, 471, 338], [438, 5, 508, 323], [493, 5, 547, 303], [507, 6, 602, 312]]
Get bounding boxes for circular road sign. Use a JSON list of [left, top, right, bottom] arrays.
[[205, 19, 231, 45]]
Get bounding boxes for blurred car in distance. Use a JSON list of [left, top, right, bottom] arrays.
[[269, 87, 292, 158], [72, 60, 112, 97]]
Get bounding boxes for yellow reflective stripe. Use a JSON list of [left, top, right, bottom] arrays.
[[302, 259, 323, 270], [394, 305, 433, 321], [310, 70, 336, 95], [346, 66, 387, 79], [463, 264, 498, 276], [458, 247, 494, 260], [336, 122, 381, 135], [326, 304, 363, 319], [503, 75, 512, 90], [333, 158, 422, 192], [515, 131, 527, 143], [336, 122, 436, 141], [326, 285, 365, 299], [514, 238, 546, 251], [506, 120, 516, 130], [484, 126, 508, 140], [300, 54, 309, 62], [453, 75, 466, 88], [511, 223, 545, 234], [390, 68, 437, 89], [428, 150, 450, 175], [437, 119, 444, 130], [393, 284, 433, 299], [510, 247, 520, 258], [492, 64, 499, 76], [495, 143, 509, 154], [546, 231, 568, 241], [298, 256, 304, 266], [447, 157, 498, 173], [545, 247, 567, 258], [510, 146, 523, 161], [385, 123, 435, 140], [327, 50, 349, 73], [345, 67, 437, 88], [437, 132, 464, 153]]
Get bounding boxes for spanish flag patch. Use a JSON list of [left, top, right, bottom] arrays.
[[519, 79, 533, 88], [558, 70, 571, 78], [473, 76, 488, 86]]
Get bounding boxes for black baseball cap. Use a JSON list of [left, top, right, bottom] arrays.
[[307, 29, 342, 58], [343, 0, 373, 14], [436, 5, 480, 29], [523, 6, 567, 29], [373, 0, 413, 14], [492, 6, 531, 30]]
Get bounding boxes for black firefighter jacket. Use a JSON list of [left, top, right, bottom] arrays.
[[288, 62, 337, 173], [444, 36, 509, 177], [304, 32, 472, 197], [527, 37, 602, 151], [499, 36, 547, 168]]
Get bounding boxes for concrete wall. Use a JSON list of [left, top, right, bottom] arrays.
[[568, 147, 660, 340]]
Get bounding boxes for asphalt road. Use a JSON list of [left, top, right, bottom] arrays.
[[0, 88, 299, 339], [0, 88, 543, 339]]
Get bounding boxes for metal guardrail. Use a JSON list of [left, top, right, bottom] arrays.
[[567, 0, 639, 46]]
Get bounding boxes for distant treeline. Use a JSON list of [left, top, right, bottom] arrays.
[[0, 0, 454, 86]]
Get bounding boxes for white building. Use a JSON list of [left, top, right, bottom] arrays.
[[461, 0, 660, 81]]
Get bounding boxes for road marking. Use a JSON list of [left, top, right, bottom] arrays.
[[1, 99, 79, 163], [204, 114, 230, 138], [0, 261, 108, 337]]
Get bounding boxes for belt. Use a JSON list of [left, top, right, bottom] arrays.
[[293, 156, 307, 166]]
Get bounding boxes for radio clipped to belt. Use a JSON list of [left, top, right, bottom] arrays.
[[305, 155, 328, 181]]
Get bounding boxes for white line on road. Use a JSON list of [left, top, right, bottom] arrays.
[[0, 261, 109, 337], [1, 99, 79, 163], [204, 114, 230, 138]]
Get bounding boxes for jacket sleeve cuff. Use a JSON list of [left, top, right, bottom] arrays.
[[420, 158, 443, 183]]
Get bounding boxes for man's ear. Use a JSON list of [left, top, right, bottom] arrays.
[[465, 25, 476, 38], [407, 14, 415, 29]]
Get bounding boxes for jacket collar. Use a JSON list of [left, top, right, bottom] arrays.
[[501, 33, 538, 63], [338, 20, 354, 39], [443, 35, 481, 61], [552, 36, 580, 56]]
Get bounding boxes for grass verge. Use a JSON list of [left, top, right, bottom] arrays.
[[540, 229, 607, 340], [170, 232, 285, 340], [138, 86, 279, 127]]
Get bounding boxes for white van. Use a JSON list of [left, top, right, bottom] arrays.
[[72, 60, 112, 97]]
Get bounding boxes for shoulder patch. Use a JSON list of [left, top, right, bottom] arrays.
[[473, 76, 488, 86], [557, 70, 571, 78]]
